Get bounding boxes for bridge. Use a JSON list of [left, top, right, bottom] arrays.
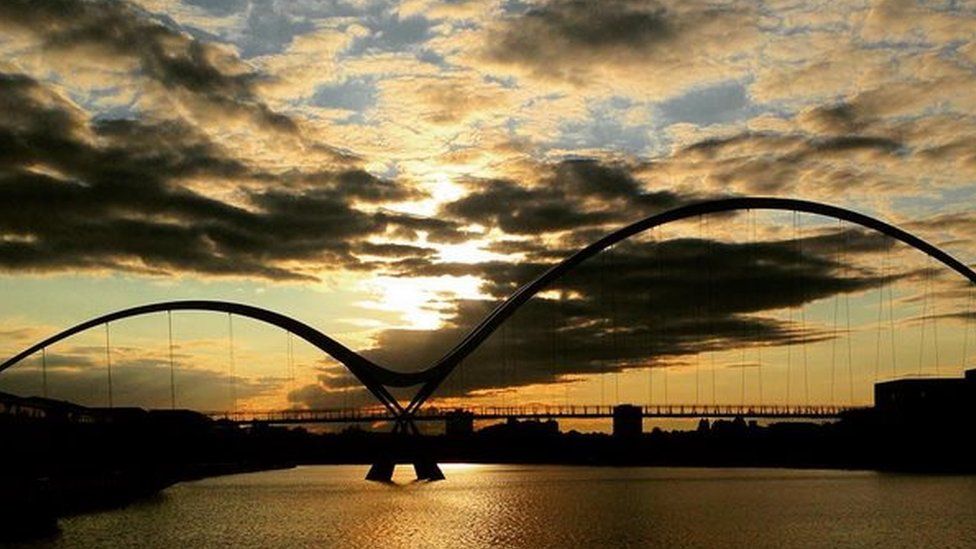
[[209, 404, 859, 425], [1, 196, 974, 481]]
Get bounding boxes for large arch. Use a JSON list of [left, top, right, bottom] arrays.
[[0, 300, 404, 414], [404, 197, 976, 412], [2, 198, 974, 414]]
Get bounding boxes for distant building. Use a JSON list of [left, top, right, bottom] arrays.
[[479, 417, 559, 437], [0, 391, 95, 423], [612, 404, 642, 438], [874, 370, 976, 419]]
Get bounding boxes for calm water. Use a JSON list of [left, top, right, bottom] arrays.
[[24, 465, 976, 548]]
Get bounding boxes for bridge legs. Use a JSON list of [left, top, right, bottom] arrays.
[[365, 459, 396, 482], [364, 416, 444, 482], [413, 459, 445, 481], [364, 459, 444, 482]]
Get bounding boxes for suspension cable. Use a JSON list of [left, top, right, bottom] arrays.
[[549, 285, 556, 405], [659, 228, 668, 405], [502, 318, 510, 407], [964, 285, 974, 373], [798, 213, 810, 405], [647, 228, 655, 406], [41, 347, 48, 399], [919, 261, 930, 375], [287, 330, 295, 403], [874, 237, 886, 383], [599, 248, 607, 406], [844, 225, 854, 404], [105, 322, 113, 408], [962, 285, 974, 373], [707, 215, 716, 406], [609, 243, 620, 403], [696, 214, 702, 407], [168, 310, 176, 410], [830, 219, 841, 404], [753, 210, 763, 406], [562, 287, 570, 406], [228, 313, 236, 413], [787, 212, 795, 406], [511, 312, 519, 405], [888, 239, 898, 378], [740, 342, 746, 407], [742, 211, 749, 406], [931, 258, 941, 375]]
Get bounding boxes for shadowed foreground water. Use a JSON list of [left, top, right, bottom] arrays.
[[27, 466, 976, 548]]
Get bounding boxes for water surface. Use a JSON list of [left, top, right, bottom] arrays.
[[32, 465, 976, 548]]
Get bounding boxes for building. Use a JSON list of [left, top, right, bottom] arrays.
[[612, 404, 642, 438], [874, 370, 976, 418]]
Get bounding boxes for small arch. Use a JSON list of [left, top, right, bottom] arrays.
[[0, 300, 403, 413]]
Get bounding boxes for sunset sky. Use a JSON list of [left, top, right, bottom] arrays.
[[1, 0, 974, 417]]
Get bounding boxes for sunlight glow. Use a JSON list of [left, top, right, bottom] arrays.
[[357, 275, 489, 330], [384, 171, 468, 217]]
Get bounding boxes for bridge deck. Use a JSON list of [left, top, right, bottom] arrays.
[[209, 404, 862, 424]]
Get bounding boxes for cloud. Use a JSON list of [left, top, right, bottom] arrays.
[[0, 351, 278, 410], [0, 71, 459, 280], [479, 0, 758, 92], [349, 10, 435, 54], [443, 158, 690, 235], [0, 0, 297, 133]]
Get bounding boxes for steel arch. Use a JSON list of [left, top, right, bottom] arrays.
[[404, 197, 976, 412], [0, 300, 404, 414]]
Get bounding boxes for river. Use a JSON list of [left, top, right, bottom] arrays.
[[19, 465, 976, 548]]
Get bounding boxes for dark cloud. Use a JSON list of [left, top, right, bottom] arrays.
[[677, 130, 910, 194], [0, 0, 296, 133], [0, 71, 452, 280], [808, 136, 906, 156], [443, 159, 690, 235], [486, 0, 674, 66], [482, 0, 754, 84], [359, 243, 439, 260], [681, 131, 906, 160], [799, 103, 874, 134]]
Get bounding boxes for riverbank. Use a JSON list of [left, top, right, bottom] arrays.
[[2, 461, 294, 542]]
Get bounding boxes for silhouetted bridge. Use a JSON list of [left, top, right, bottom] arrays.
[[4, 196, 975, 481], [208, 403, 861, 425]]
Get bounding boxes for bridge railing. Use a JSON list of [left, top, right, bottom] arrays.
[[208, 403, 864, 423]]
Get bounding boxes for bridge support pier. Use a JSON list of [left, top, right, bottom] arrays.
[[365, 415, 445, 482], [364, 459, 445, 482], [365, 459, 396, 482], [413, 459, 445, 481]]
